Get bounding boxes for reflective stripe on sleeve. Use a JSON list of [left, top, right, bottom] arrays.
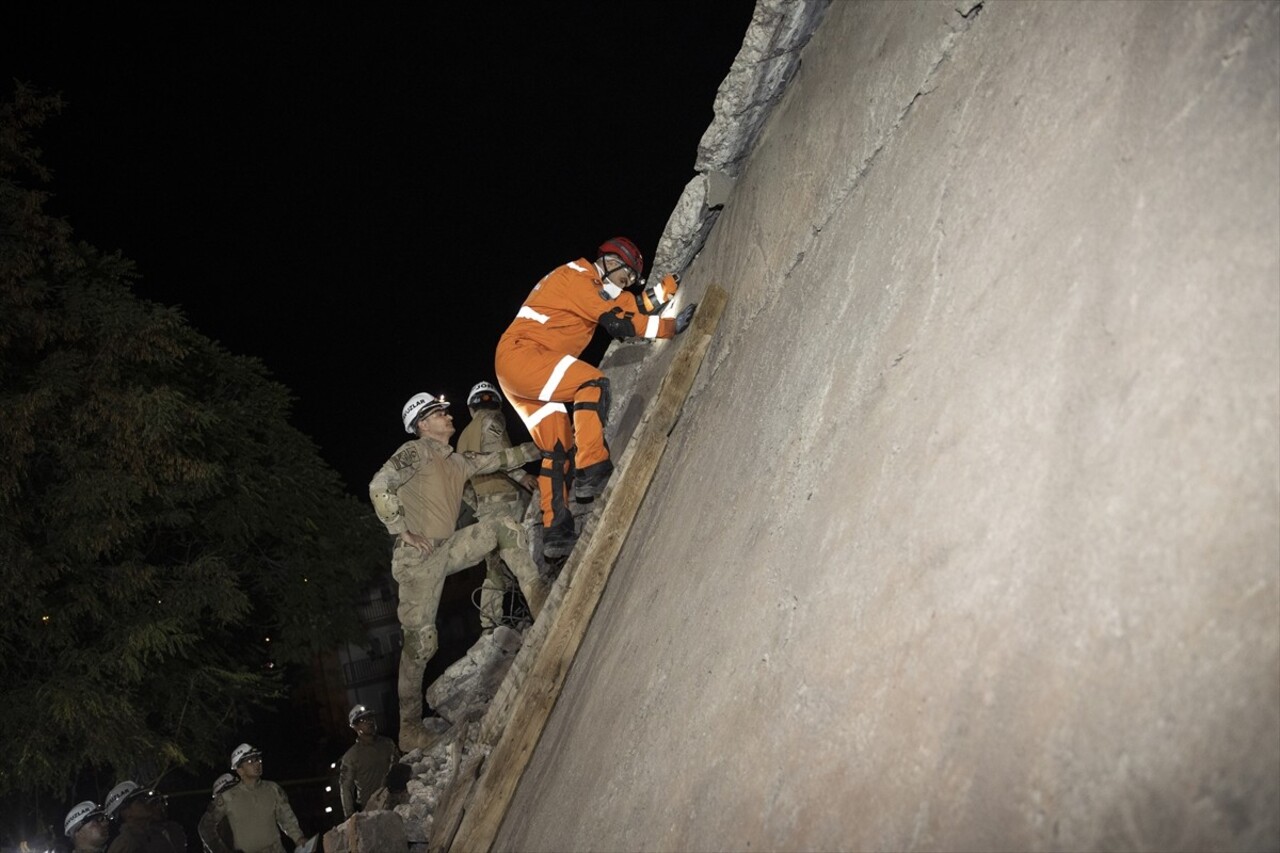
[[643, 316, 661, 339], [517, 305, 550, 324]]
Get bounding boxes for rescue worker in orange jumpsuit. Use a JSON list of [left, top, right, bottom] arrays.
[[495, 237, 697, 559]]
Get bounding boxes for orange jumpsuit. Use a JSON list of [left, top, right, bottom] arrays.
[[495, 257, 677, 530]]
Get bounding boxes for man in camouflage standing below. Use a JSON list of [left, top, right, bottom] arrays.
[[205, 744, 308, 853], [338, 704, 399, 818], [456, 381, 539, 631], [369, 391, 552, 751]]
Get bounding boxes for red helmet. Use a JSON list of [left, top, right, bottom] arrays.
[[597, 237, 644, 277]]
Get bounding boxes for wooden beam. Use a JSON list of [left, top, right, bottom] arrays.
[[447, 285, 728, 852]]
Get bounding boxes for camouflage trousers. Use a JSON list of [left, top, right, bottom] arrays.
[[476, 495, 533, 630], [392, 514, 549, 733]]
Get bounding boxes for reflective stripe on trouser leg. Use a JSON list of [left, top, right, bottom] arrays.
[[538, 355, 579, 402], [511, 401, 573, 529], [497, 341, 601, 411]]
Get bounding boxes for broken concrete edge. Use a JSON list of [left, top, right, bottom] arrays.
[[653, 0, 832, 278], [322, 808, 409, 853]]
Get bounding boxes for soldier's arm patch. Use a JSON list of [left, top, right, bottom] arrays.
[[391, 447, 419, 471]]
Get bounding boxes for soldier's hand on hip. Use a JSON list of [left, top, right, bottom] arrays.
[[401, 531, 435, 556]]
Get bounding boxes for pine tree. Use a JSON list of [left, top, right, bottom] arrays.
[[0, 83, 386, 816]]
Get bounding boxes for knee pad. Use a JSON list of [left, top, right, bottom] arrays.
[[574, 377, 612, 429], [403, 624, 438, 664]]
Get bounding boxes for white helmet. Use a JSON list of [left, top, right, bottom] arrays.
[[64, 800, 104, 837], [230, 742, 262, 769], [467, 381, 501, 409], [103, 781, 141, 819], [401, 392, 449, 433], [348, 703, 375, 727], [212, 772, 238, 797]]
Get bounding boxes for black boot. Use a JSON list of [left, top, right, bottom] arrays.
[[573, 459, 614, 502], [542, 516, 578, 560]]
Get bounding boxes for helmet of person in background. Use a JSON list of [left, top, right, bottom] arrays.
[[401, 392, 450, 434], [63, 801, 105, 837], [211, 773, 238, 798], [598, 236, 644, 278], [348, 703, 376, 728], [467, 381, 502, 410], [230, 742, 263, 769], [103, 781, 143, 819]]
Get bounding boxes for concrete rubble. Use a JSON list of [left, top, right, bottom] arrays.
[[317, 3, 831, 850]]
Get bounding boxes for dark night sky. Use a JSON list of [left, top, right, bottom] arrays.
[[2, 3, 757, 495]]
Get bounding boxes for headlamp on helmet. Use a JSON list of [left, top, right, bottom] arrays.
[[401, 392, 450, 433], [467, 381, 502, 410], [348, 703, 376, 727], [212, 773, 238, 797], [64, 801, 105, 837], [103, 781, 142, 820], [230, 742, 263, 769]]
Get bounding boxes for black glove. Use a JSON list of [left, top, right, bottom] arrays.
[[675, 303, 697, 334], [597, 307, 636, 340]]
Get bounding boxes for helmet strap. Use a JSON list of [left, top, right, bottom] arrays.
[[597, 258, 631, 298]]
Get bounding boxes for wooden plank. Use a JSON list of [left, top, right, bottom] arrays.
[[448, 285, 728, 852], [428, 745, 484, 853]]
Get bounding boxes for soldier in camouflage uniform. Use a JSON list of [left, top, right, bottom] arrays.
[[369, 391, 552, 751], [456, 381, 538, 631], [205, 744, 308, 853], [338, 704, 399, 818]]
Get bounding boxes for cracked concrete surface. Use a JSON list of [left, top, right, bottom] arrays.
[[493, 2, 1279, 850]]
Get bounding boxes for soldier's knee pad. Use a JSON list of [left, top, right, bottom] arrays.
[[403, 624, 438, 664]]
